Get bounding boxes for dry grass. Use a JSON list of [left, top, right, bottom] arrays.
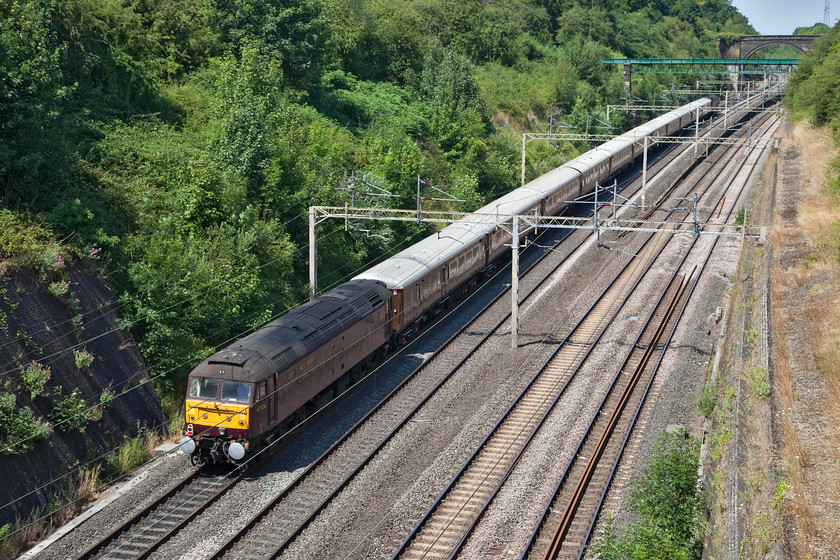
[[769, 120, 840, 558], [770, 272, 815, 556], [0, 464, 103, 560]]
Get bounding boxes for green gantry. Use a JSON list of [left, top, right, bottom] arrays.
[[602, 58, 799, 74]]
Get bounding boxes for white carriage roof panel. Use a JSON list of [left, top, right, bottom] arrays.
[[527, 165, 581, 197], [354, 218, 490, 288], [596, 138, 632, 156], [564, 145, 612, 175], [473, 184, 545, 218]]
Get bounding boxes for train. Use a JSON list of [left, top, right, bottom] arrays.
[[179, 91, 772, 465]]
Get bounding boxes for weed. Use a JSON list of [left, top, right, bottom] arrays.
[[0, 393, 51, 453], [746, 364, 771, 400], [711, 427, 732, 462], [50, 387, 90, 432], [773, 477, 788, 509], [20, 362, 50, 400], [74, 349, 94, 370], [105, 431, 154, 476], [47, 280, 69, 297], [99, 389, 115, 411], [697, 380, 718, 418]]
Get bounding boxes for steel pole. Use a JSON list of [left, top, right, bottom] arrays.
[[511, 215, 519, 348], [309, 207, 317, 301], [641, 136, 649, 209]]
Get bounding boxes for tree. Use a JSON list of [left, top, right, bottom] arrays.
[[210, 0, 329, 87], [0, 0, 69, 206]]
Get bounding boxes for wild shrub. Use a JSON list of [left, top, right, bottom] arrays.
[[591, 429, 703, 559], [20, 362, 50, 400], [0, 393, 50, 453], [50, 388, 90, 433]]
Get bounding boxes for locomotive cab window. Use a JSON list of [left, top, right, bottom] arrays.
[[189, 378, 219, 400], [221, 381, 252, 404], [257, 381, 267, 401]]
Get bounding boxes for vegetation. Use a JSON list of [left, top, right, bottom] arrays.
[[49, 387, 91, 433], [20, 362, 51, 400], [0, 393, 51, 453], [786, 23, 840, 132], [0, 0, 763, 435], [785, 20, 840, 257], [591, 429, 704, 560]]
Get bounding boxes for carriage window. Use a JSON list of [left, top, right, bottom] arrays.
[[439, 265, 449, 283], [189, 378, 219, 400], [221, 381, 252, 403], [256, 381, 267, 400]]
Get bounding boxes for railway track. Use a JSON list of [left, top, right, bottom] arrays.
[[47, 119, 686, 560], [73, 465, 244, 560], [209, 206, 625, 559], [391, 231, 678, 560], [205, 120, 709, 560], [49, 101, 771, 560], [520, 111, 781, 560], [390, 104, 780, 560]]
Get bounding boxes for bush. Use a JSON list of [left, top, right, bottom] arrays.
[[0, 393, 51, 454], [47, 280, 70, 297], [590, 429, 703, 559], [50, 387, 91, 432], [74, 349, 94, 369], [21, 362, 51, 400]]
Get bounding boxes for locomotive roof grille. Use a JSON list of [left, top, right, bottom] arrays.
[[272, 348, 296, 371]]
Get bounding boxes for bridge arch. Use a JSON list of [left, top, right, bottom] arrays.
[[719, 35, 820, 59]]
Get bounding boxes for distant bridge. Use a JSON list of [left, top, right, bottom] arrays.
[[719, 35, 820, 59]]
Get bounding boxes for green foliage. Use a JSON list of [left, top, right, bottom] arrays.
[[74, 349, 95, 369], [211, 0, 329, 87], [794, 23, 831, 35], [591, 430, 704, 559], [772, 477, 788, 509], [100, 388, 115, 411], [50, 387, 91, 433], [0, 393, 51, 454], [745, 364, 771, 400], [104, 430, 151, 476], [0, 0, 70, 207], [786, 23, 840, 128], [0, 0, 754, 420], [697, 375, 719, 418], [21, 362, 51, 400]]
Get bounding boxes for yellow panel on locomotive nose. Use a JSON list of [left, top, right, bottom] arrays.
[[186, 400, 249, 430]]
